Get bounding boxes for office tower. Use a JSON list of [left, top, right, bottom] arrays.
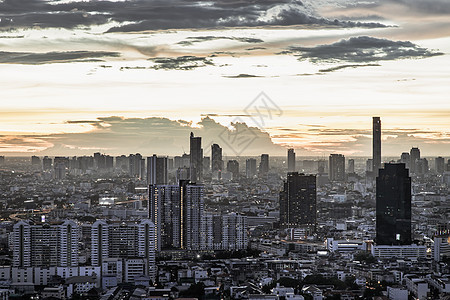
[[280, 172, 316, 230], [149, 181, 204, 250], [190, 132, 203, 182], [436, 156, 445, 174], [400, 152, 410, 170], [0, 156, 4, 165], [246, 158, 257, 178], [259, 154, 269, 175], [13, 220, 79, 267], [31, 156, 41, 166], [43, 156, 52, 170], [318, 160, 327, 174], [147, 155, 168, 185], [329, 154, 345, 181], [376, 163, 411, 245], [410, 147, 420, 174], [287, 148, 296, 172], [91, 219, 156, 279], [129, 153, 144, 178], [348, 159, 355, 174], [203, 213, 248, 250], [227, 160, 239, 180], [211, 144, 224, 173], [373, 117, 381, 175]]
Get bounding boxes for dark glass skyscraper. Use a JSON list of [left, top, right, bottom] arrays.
[[190, 132, 203, 182], [373, 117, 381, 175], [287, 148, 295, 172], [376, 163, 412, 245], [280, 172, 316, 230]]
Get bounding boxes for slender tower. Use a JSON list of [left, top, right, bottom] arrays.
[[373, 117, 381, 175]]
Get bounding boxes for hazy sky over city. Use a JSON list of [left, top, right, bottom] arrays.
[[0, 0, 449, 156]]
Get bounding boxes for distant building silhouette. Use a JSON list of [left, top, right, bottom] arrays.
[[436, 156, 445, 174], [227, 160, 239, 180], [280, 172, 316, 231], [400, 152, 410, 170], [329, 154, 345, 181], [348, 159, 355, 174], [376, 163, 411, 245], [287, 148, 296, 172], [147, 155, 168, 185], [246, 158, 257, 178], [373, 117, 381, 175], [410, 147, 420, 174], [259, 154, 269, 175], [211, 144, 223, 173], [189, 132, 203, 182]]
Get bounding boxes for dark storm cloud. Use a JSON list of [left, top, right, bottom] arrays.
[[0, 0, 388, 32], [148, 56, 214, 70], [285, 36, 443, 63], [177, 36, 264, 46], [0, 50, 120, 64]]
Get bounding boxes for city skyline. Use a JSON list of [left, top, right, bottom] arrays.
[[0, 0, 449, 156]]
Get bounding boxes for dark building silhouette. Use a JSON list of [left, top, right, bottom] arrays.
[[376, 163, 411, 245], [189, 132, 203, 182], [259, 154, 269, 175], [227, 160, 239, 180], [280, 172, 316, 230], [348, 159, 355, 174], [410, 147, 420, 174], [246, 158, 257, 178], [373, 117, 381, 175], [329, 154, 345, 181], [435, 156, 445, 174], [287, 148, 296, 172], [211, 144, 223, 173], [147, 155, 168, 185], [400, 152, 410, 170]]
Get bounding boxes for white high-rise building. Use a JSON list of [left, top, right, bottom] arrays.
[[91, 219, 155, 279], [203, 213, 248, 251], [12, 220, 79, 268]]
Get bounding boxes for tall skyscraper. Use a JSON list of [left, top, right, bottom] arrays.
[[43, 156, 52, 170], [13, 220, 79, 267], [376, 163, 411, 245], [329, 154, 345, 181], [129, 153, 144, 179], [147, 155, 168, 185], [348, 159, 355, 174], [246, 158, 257, 178], [203, 213, 248, 251], [211, 144, 223, 172], [287, 148, 296, 172], [149, 180, 204, 250], [436, 156, 445, 174], [190, 132, 203, 182], [227, 160, 239, 179], [280, 172, 316, 230], [373, 117, 381, 175], [410, 147, 420, 174], [259, 154, 269, 175]]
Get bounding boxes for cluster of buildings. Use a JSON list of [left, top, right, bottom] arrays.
[[0, 118, 448, 299]]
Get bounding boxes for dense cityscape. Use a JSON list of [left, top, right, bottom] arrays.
[[0, 117, 448, 300]]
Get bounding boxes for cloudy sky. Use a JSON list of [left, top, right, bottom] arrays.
[[0, 0, 449, 157]]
